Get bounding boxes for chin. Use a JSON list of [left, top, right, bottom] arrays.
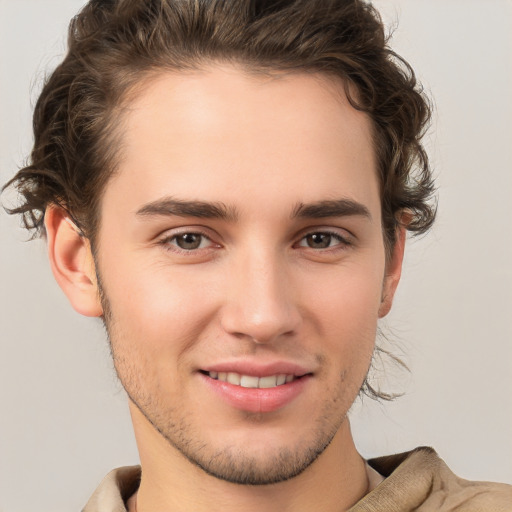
[[187, 439, 332, 486]]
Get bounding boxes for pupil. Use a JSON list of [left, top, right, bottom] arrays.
[[177, 233, 201, 250], [308, 233, 330, 248]]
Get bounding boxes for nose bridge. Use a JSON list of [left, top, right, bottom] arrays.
[[221, 244, 300, 343]]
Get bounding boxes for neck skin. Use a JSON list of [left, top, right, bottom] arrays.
[[128, 402, 370, 512]]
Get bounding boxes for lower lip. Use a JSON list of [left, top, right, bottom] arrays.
[[200, 373, 310, 413]]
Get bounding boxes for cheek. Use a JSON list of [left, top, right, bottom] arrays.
[[304, 261, 384, 369], [100, 264, 217, 405], [100, 255, 220, 359], [306, 262, 384, 330]]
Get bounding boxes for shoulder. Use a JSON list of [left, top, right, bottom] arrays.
[[353, 447, 512, 511], [82, 466, 141, 512]]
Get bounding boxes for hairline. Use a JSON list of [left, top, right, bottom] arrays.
[[87, 60, 395, 257]]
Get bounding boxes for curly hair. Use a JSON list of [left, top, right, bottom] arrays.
[[3, 0, 435, 253]]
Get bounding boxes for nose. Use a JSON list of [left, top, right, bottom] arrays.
[[219, 250, 301, 344]]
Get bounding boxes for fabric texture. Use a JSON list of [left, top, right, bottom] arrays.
[[350, 447, 512, 511], [82, 447, 512, 512]]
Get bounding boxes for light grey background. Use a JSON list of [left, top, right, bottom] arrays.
[[1, 1, 511, 511]]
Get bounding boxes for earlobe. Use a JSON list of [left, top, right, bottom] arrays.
[[45, 206, 103, 317], [378, 226, 407, 318]]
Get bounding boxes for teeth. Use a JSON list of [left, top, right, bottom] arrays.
[[240, 375, 259, 388], [227, 372, 241, 385], [209, 372, 296, 388], [259, 375, 277, 388]]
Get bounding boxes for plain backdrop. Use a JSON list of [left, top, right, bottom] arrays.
[[1, 1, 511, 511]]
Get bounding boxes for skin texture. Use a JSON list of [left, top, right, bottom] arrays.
[[45, 65, 405, 512]]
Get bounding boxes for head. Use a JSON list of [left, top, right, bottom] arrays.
[[4, 0, 436, 486], [5, 0, 434, 250]]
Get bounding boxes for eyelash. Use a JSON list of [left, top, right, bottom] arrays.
[[158, 228, 353, 255], [295, 230, 352, 251], [158, 229, 217, 255]]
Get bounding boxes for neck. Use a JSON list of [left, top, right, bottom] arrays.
[[130, 404, 369, 512]]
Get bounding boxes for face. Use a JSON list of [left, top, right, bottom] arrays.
[[93, 66, 401, 484]]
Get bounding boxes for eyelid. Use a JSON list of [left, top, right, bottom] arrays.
[[157, 227, 221, 254], [154, 225, 354, 254], [156, 224, 216, 240], [296, 226, 354, 244], [297, 233, 350, 250]]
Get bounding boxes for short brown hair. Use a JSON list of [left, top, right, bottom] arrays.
[[3, 0, 435, 251]]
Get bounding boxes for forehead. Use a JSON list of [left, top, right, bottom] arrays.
[[104, 65, 379, 220]]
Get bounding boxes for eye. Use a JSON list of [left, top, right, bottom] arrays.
[[297, 231, 349, 249], [165, 232, 213, 251]]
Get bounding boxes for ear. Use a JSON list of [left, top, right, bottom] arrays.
[[45, 205, 103, 317], [378, 224, 407, 318]]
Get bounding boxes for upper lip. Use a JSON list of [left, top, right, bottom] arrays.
[[201, 360, 313, 378]]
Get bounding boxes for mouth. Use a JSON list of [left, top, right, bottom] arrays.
[[201, 370, 298, 389], [199, 367, 311, 413]]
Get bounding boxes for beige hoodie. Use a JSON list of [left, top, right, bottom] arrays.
[[82, 447, 512, 512]]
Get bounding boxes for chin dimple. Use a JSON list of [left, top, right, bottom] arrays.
[[207, 371, 296, 389]]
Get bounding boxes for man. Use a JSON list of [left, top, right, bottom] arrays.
[[2, 0, 511, 510]]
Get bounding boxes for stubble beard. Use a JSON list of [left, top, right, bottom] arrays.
[[115, 346, 347, 486], [97, 279, 356, 486], [130, 394, 344, 486]]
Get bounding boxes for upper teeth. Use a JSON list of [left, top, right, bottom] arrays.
[[209, 371, 295, 388]]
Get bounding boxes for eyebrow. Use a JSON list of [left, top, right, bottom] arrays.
[[136, 196, 371, 223], [292, 199, 372, 220], [136, 197, 238, 221]]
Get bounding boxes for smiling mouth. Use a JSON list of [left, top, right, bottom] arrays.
[[202, 371, 299, 389]]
